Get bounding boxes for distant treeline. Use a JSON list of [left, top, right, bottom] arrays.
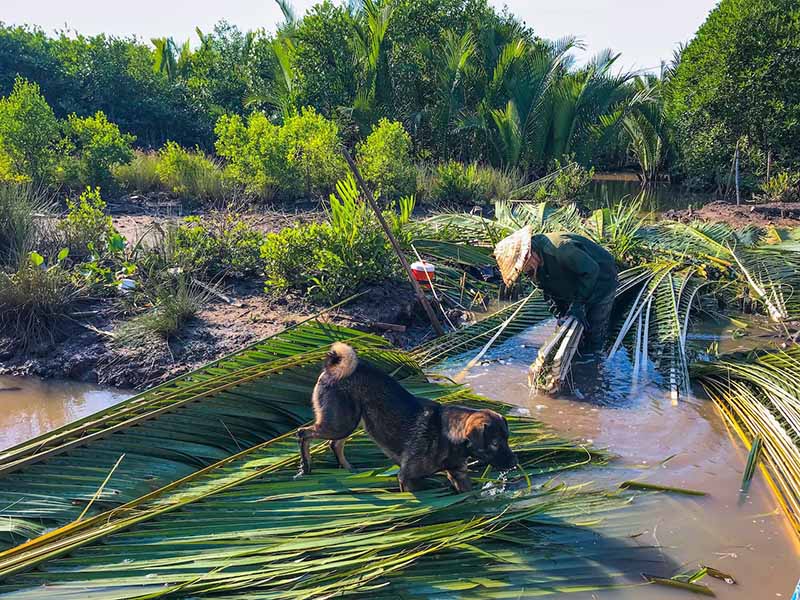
[[0, 0, 798, 193]]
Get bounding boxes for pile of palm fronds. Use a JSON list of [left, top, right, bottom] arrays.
[[693, 346, 800, 535], [0, 313, 676, 599]]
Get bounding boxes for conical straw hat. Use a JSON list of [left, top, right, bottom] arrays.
[[493, 225, 532, 286]]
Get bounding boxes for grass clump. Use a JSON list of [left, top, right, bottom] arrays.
[[173, 211, 265, 278], [261, 177, 404, 303], [418, 161, 523, 206], [0, 250, 81, 347], [115, 277, 209, 347], [156, 141, 227, 201], [0, 182, 54, 263], [111, 151, 162, 194]]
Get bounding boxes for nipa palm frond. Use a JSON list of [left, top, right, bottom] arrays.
[[693, 347, 800, 535]]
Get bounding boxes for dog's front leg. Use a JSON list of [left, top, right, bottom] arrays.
[[446, 468, 473, 493]]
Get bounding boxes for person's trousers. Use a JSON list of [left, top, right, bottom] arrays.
[[582, 275, 618, 353]]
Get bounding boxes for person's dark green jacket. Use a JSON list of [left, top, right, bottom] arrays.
[[530, 232, 617, 307]]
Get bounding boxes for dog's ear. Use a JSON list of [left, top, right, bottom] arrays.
[[464, 412, 488, 450]]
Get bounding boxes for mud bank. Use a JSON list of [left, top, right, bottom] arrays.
[[0, 280, 433, 390]]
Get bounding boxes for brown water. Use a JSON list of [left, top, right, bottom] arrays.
[[587, 179, 715, 212], [0, 376, 130, 450], [443, 320, 800, 599]]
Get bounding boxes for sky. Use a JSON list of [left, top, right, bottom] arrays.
[[3, 0, 719, 73]]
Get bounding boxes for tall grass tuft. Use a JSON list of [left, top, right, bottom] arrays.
[[115, 277, 211, 347], [0, 183, 55, 264], [156, 142, 228, 201], [111, 151, 161, 194], [0, 253, 81, 348]]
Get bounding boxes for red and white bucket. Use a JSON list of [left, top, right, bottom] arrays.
[[410, 260, 435, 289]]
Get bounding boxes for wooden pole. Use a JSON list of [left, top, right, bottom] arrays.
[[341, 149, 446, 336], [766, 149, 772, 183], [734, 141, 741, 206]]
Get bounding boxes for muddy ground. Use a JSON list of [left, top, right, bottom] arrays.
[[0, 195, 441, 389], [664, 200, 800, 229], [0, 278, 434, 389]]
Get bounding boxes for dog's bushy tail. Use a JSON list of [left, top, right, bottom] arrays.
[[325, 342, 358, 380]]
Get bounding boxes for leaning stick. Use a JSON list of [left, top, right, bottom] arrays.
[[342, 149, 445, 336]]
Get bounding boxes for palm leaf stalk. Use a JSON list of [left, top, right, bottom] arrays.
[[528, 317, 584, 394], [693, 347, 800, 535]]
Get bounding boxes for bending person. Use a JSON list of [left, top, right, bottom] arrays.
[[494, 227, 618, 357]]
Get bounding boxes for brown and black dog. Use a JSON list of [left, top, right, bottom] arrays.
[[297, 342, 518, 492]]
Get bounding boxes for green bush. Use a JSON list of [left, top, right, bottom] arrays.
[[0, 250, 81, 347], [56, 187, 117, 259], [0, 77, 60, 181], [0, 183, 55, 264], [156, 141, 227, 200], [356, 119, 416, 200], [112, 151, 162, 193], [758, 170, 800, 203], [173, 212, 265, 278], [418, 161, 520, 205], [532, 160, 594, 203], [56, 111, 136, 187], [215, 107, 345, 200], [261, 177, 399, 303]]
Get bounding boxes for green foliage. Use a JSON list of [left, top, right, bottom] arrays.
[[56, 187, 116, 259], [173, 212, 265, 278], [531, 160, 594, 203], [355, 119, 416, 200], [156, 141, 227, 200], [261, 176, 398, 302], [0, 78, 59, 181], [115, 276, 209, 347], [215, 107, 345, 200], [666, 0, 800, 188], [419, 161, 522, 206], [0, 183, 55, 264], [111, 151, 161, 193], [758, 170, 800, 203], [56, 111, 135, 187], [0, 250, 80, 347]]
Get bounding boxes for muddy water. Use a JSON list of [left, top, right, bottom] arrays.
[[0, 376, 130, 450], [442, 321, 800, 599]]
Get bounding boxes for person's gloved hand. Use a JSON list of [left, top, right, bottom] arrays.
[[565, 303, 589, 330]]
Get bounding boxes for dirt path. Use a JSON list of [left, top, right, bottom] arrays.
[[664, 200, 800, 229]]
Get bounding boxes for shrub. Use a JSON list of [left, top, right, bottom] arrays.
[[156, 141, 227, 200], [57, 111, 135, 187], [419, 161, 522, 206], [0, 250, 81, 347], [0, 77, 60, 181], [355, 119, 416, 200], [758, 171, 800, 203], [173, 212, 265, 278], [112, 151, 162, 193], [0, 182, 55, 264], [261, 176, 399, 303], [531, 160, 594, 203], [215, 107, 345, 200], [57, 187, 117, 259]]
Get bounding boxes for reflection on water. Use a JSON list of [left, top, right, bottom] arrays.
[[586, 179, 715, 212], [0, 376, 130, 450], [440, 320, 800, 599]]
